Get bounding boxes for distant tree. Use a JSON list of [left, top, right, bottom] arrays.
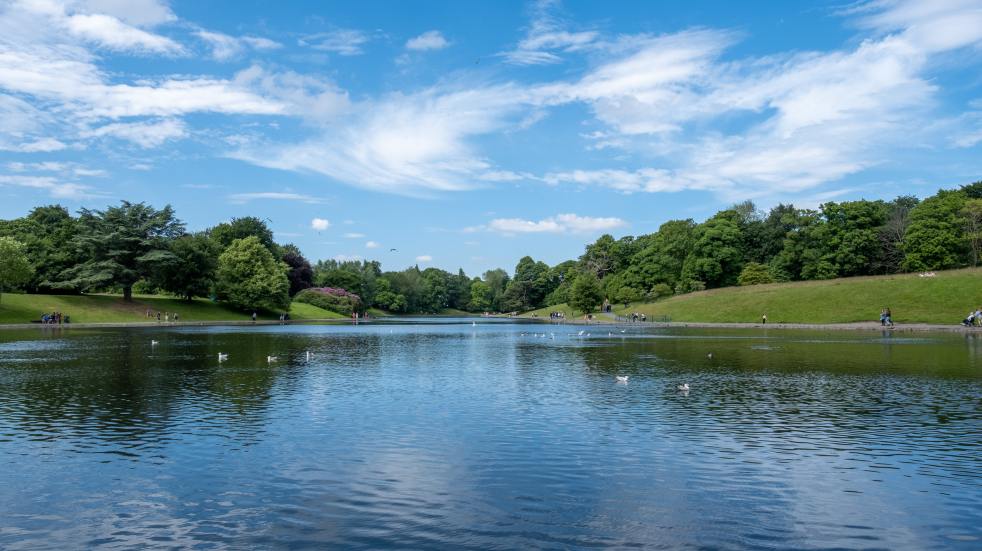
[[903, 189, 969, 271], [481, 268, 510, 312], [961, 181, 982, 199], [877, 196, 919, 274], [681, 210, 745, 288], [737, 262, 774, 286], [215, 236, 289, 311], [614, 286, 643, 308], [569, 274, 603, 314], [281, 245, 314, 297], [0, 205, 79, 293], [155, 233, 219, 301], [647, 283, 673, 301], [822, 200, 888, 277], [60, 201, 184, 301], [962, 198, 982, 267], [372, 278, 408, 312], [501, 256, 551, 311], [469, 280, 493, 311], [580, 234, 619, 279], [0, 237, 34, 304], [209, 217, 276, 253]]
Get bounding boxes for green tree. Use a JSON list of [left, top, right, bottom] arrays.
[[501, 256, 551, 311], [821, 200, 888, 277], [737, 262, 774, 286], [569, 274, 603, 314], [903, 189, 969, 271], [209, 217, 276, 253], [60, 201, 184, 301], [156, 233, 219, 301], [614, 286, 643, 308], [0, 237, 34, 304], [681, 210, 745, 288], [215, 236, 290, 311], [0, 205, 79, 293], [281, 245, 313, 297], [962, 198, 982, 267], [469, 280, 493, 311]]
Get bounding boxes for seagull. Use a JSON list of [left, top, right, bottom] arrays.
[[578, 330, 585, 336], [267, 355, 279, 363], [305, 351, 312, 361], [472, 321, 476, 326], [616, 375, 629, 383], [218, 352, 228, 361], [677, 383, 690, 391], [151, 340, 159, 346]]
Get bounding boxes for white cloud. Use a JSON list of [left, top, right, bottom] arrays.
[[196, 29, 282, 61], [311, 218, 330, 230], [0, 174, 94, 199], [65, 13, 184, 55], [501, 0, 598, 65], [1, 137, 68, 152], [83, 118, 186, 148], [406, 30, 449, 51], [415, 255, 432, 263], [299, 29, 370, 55], [227, 192, 323, 204], [365, 240, 379, 248], [76, 0, 177, 27], [343, 232, 365, 238], [485, 213, 626, 235], [333, 254, 362, 261], [233, 65, 349, 121]]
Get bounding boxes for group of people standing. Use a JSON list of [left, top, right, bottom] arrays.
[[880, 307, 894, 326], [548, 311, 566, 321], [629, 312, 647, 322], [145, 309, 178, 322], [40, 312, 67, 324]]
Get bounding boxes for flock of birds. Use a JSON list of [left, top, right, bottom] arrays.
[[150, 331, 713, 392]]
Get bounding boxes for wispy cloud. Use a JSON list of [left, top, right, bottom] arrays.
[[415, 254, 433, 263], [311, 218, 330, 230], [500, 0, 598, 65], [82, 118, 186, 148], [227, 192, 324, 204], [471, 213, 627, 235], [196, 29, 281, 61], [0, 174, 96, 200], [343, 232, 365, 238], [365, 240, 380, 248], [299, 29, 370, 55]]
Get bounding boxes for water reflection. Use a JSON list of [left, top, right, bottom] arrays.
[[0, 322, 979, 549]]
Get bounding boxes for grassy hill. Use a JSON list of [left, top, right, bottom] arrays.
[[0, 293, 346, 325], [522, 268, 982, 325]]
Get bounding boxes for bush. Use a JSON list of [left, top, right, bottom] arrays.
[[294, 287, 362, 315], [647, 283, 673, 301], [737, 262, 775, 286]]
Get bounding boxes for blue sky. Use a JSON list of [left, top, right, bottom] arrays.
[[1, 0, 981, 275]]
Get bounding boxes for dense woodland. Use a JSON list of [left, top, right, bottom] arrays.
[[0, 181, 980, 315]]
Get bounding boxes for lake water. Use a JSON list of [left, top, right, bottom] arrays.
[[1, 320, 980, 549]]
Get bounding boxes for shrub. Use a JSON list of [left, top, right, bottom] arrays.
[[737, 262, 775, 286], [294, 287, 363, 315]]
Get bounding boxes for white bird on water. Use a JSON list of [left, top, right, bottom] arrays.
[[616, 375, 629, 384], [472, 321, 477, 327], [217, 352, 228, 361], [677, 383, 690, 391], [267, 355, 279, 363], [305, 351, 312, 361], [707, 353, 713, 359], [151, 340, 159, 346]]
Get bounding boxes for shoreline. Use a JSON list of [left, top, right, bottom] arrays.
[[2, 317, 981, 334]]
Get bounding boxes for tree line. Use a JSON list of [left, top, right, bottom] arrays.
[[0, 181, 980, 314]]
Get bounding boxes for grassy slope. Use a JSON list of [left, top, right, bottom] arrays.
[[521, 268, 982, 325], [0, 293, 345, 324]]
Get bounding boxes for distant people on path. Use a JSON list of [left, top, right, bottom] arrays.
[[173, 313, 179, 322], [251, 311, 257, 323], [961, 307, 982, 327], [762, 314, 767, 324], [40, 312, 67, 324], [156, 312, 161, 322]]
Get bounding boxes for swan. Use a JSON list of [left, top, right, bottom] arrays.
[[616, 375, 629, 383], [217, 352, 228, 361], [151, 340, 159, 346], [305, 351, 312, 361], [267, 355, 278, 363], [677, 383, 690, 391], [578, 330, 585, 336], [472, 321, 476, 326]]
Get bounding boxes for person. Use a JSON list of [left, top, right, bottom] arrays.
[[164, 313, 169, 323], [975, 307, 982, 327], [251, 311, 257, 323], [173, 313, 179, 322], [762, 314, 767, 324], [962, 311, 976, 327], [156, 311, 161, 322], [641, 313, 646, 322], [884, 307, 894, 327]]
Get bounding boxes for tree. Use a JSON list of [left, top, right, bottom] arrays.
[[209, 217, 276, 252], [569, 274, 603, 314], [614, 286, 643, 308], [821, 200, 888, 277], [501, 256, 551, 311], [962, 198, 982, 267], [877, 196, 918, 274], [281, 245, 314, 297], [737, 262, 774, 286], [215, 236, 290, 311], [156, 233, 219, 301], [903, 189, 969, 271], [0, 237, 34, 304], [60, 201, 184, 301], [680, 210, 745, 288], [0, 205, 79, 293], [469, 280, 493, 311]]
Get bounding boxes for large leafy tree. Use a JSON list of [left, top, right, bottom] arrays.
[[0, 236, 34, 304], [281, 244, 314, 297], [822, 200, 888, 277], [501, 256, 552, 311], [680, 210, 745, 288], [155, 233, 219, 301], [626, 219, 696, 290], [209, 217, 276, 253], [961, 198, 982, 267], [0, 205, 79, 292], [569, 273, 603, 314], [902, 189, 969, 271], [469, 280, 493, 311], [60, 201, 184, 301], [215, 236, 290, 311]]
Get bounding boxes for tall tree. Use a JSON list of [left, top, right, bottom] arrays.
[[0, 205, 79, 292], [155, 233, 219, 301], [209, 217, 276, 253], [680, 210, 745, 288], [569, 274, 603, 314], [281, 244, 314, 297], [60, 201, 184, 301], [903, 189, 969, 271], [962, 198, 982, 267], [215, 236, 290, 311], [0, 237, 34, 304]]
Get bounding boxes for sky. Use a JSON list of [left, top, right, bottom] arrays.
[[1, 0, 981, 276]]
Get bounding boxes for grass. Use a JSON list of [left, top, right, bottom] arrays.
[[520, 267, 982, 325], [0, 292, 345, 324]]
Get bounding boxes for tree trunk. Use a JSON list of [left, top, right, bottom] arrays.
[[123, 285, 132, 301]]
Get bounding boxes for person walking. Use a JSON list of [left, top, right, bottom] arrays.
[[251, 311, 257, 323], [762, 314, 767, 324]]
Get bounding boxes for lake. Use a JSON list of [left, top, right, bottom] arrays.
[[1, 320, 980, 549]]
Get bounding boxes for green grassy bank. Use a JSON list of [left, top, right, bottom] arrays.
[[522, 268, 982, 325], [0, 293, 346, 325]]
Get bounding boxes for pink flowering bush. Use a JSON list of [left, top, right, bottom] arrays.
[[294, 287, 362, 315]]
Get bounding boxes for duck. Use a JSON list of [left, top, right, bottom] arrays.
[[616, 375, 629, 383], [217, 352, 228, 361], [677, 383, 690, 391]]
